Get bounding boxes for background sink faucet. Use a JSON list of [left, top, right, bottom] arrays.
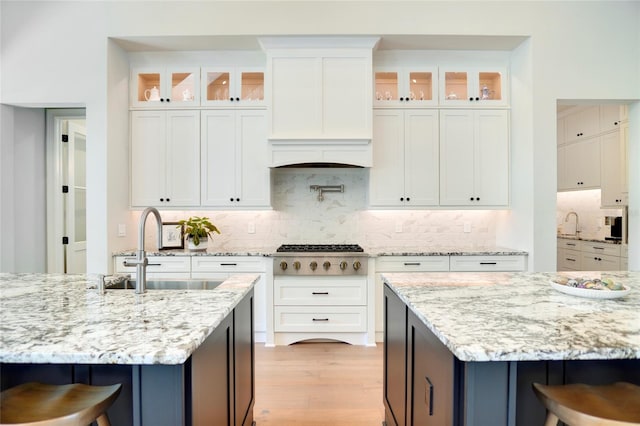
[[123, 207, 163, 293], [564, 211, 580, 235]]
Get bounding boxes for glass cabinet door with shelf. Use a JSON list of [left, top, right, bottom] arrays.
[[202, 68, 264, 106], [439, 68, 507, 106], [131, 68, 200, 108], [374, 68, 437, 106]]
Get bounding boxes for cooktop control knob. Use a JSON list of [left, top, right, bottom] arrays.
[[280, 261, 288, 271], [323, 261, 331, 270], [353, 260, 362, 271], [340, 261, 348, 270], [310, 261, 318, 271], [293, 261, 301, 270]]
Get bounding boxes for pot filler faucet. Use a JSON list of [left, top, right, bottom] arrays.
[[123, 207, 163, 293]]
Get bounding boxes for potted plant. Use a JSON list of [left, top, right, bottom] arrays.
[[178, 216, 220, 251]]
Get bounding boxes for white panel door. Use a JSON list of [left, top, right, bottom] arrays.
[[370, 110, 405, 206], [165, 110, 200, 206], [475, 109, 509, 206], [130, 110, 166, 206], [404, 109, 439, 206], [238, 110, 270, 207], [201, 110, 237, 206], [439, 110, 475, 205]]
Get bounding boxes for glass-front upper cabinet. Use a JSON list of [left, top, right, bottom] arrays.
[[439, 67, 508, 106], [131, 67, 200, 108], [374, 67, 438, 107], [201, 68, 264, 107]]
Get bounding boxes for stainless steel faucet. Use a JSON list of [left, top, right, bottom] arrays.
[[123, 207, 163, 293], [564, 211, 580, 234]]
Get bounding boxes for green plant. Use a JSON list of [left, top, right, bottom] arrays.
[[177, 216, 220, 246]]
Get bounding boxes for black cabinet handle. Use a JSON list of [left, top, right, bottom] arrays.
[[160, 198, 164, 202], [235, 97, 240, 101], [166, 198, 170, 202], [160, 98, 165, 102], [404, 262, 421, 266], [425, 377, 434, 416], [469, 97, 473, 101], [470, 197, 474, 201], [566, 258, 576, 262], [312, 292, 329, 295], [406, 197, 410, 201], [400, 197, 404, 201], [220, 263, 238, 266], [476, 197, 480, 201], [399, 97, 405, 101], [312, 318, 329, 322], [230, 197, 234, 202], [475, 97, 480, 101], [593, 247, 605, 250], [480, 262, 497, 265], [229, 97, 234, 101], [236, 198, 240, 202], [166, 98, 170, 102]]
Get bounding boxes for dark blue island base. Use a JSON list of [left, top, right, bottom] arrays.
[[383, 283, 640, 426], [1, 289, 255, 426]]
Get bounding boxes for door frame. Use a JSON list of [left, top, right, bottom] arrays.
[[45, 108, 86, 273]]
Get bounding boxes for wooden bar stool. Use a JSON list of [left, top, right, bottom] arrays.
[[0, 382, 121, 426], [532, 382, 640, 426]]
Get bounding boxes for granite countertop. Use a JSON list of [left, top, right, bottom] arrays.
[[557, 234, 623, 245], [382, 271, 639, 362], [114, 245, 528, 258], [0, 273, 258, 365]]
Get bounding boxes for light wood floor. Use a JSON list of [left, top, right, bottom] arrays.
[[254, 342, 385, 426]]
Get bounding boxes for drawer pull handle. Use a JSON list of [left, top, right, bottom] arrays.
[[220, 263, 238, 266], [566, 258, 576, 262], [312, 318, 329, 322], [312, 292, 329, 295], [567, 243, 576, 246], [147, 263, 161, 266], [404, 262, 421, 266], [425, 376, 434, 416], [480, 262, 497, 265], [593, 247, 604, 250]]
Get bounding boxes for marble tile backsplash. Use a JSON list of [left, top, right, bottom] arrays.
[[556, 189, 623, 240], [150, 168, 498, 251]]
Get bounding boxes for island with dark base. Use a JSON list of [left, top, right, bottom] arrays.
[[382, 271, 640, 426]]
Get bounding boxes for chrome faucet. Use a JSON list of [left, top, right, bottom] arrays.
[[123, 207, 163, 293], [564, 211, 580, 234]]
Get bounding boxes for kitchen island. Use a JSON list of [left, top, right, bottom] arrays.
[[382, 271, 640, 426], [0, 273, 258, 426]]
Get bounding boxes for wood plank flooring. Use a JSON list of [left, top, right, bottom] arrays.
[[254, 342, 384, 425]]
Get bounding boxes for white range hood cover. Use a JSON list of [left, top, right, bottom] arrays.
[[268, 138, 372, 168]]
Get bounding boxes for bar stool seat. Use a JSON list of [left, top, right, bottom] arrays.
[[532, 382, 640, 426], [0, 382, 122, 426]]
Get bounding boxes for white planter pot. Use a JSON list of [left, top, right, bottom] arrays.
[[187, 236, 208, 251]]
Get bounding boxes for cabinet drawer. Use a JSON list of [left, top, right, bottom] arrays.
[[274, 277, 366, 306], [558, 249, 581, 271], [580, 253, 620, 271], [557, 238, 582, 251], [274, 306, 367, 332], [376, 256, 450, 272], [191, 256, 266, 273], [114, 256, 191, 274], [449, 255, 526, 272], [581, 242, 621, 257]]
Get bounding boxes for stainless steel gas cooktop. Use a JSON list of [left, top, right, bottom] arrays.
[[273, 244, 367, 275]]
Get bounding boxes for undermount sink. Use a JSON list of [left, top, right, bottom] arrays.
[[110, 280, 223, 290]]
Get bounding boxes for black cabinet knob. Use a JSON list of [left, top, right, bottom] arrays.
[[160, 98, 165, 102], [399, 97, 405, 101], [475, 97, 480, 101], [166, 98, 170, 102], [229, 97, 234, 101], [469, 97, 474, 101], [160, 198, 164, 202], [470, 197, 474, 201], [614, 121, 619, 125], [400, 197, 404, 201], [476, 197, 480, 201], [235, 97, 240, 102], [166, 198, 170, 202], [236, 198, 240, 202], [406, 197, 410, 201], [230, 197, 234, 202]]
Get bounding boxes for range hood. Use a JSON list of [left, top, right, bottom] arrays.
[[261, 36, 379, 168]]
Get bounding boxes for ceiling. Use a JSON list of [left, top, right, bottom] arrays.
[[112, 34, 529, 52]]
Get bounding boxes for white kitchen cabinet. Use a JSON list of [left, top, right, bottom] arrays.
[[200, 109, 271, 208], [370, 109, 439, 207], [561, 138, 601, 191], [373, 67, 438, 107], [439, 109, 509, 206], [130, 110, 200, 207], [580, 252, 621, 271], [114, 255, 191, 279], [557, 247, 582, 271], [449, 255, 527, 272], [130, 67, 200, 108], [438, 67, 508, 106], [601, 129, 628, 207], [556, 238, 623, 271], [266, 49, 373, 140], [599, 104, 623, 133], [564, 106, 599, 143], [201, 67, 264, 107]]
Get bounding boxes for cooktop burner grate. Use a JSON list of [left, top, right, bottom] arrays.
[[276, 244, 364, 253]]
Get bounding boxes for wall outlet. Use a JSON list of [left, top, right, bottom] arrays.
[[395, 221, 403, 233], [463, 222, 471, 233], [248, 222, 256, 234], [118, 224, 126, 237]]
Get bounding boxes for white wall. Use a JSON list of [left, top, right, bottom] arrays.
[[1, 1, 639, 272]]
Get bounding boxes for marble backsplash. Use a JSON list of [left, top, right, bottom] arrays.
[[147, 168, 499, 251]]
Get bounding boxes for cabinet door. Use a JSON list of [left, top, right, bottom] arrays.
[[599, 104, 622, 133], [565, 107, 599, 142], [474, 109, 509, 206], [564, 138, 601, 189], [269, 56, 319, 138], [580, 253, 620, 271], [384, 284, 407, 426], [600, 130, 626, 207], [404, 110, 439, 206], [439, 68, 507, 106], [439, 110, 475, 205], [201, 110, 238, 206], [166, 68, 200, 107], [237, 110, 270, 207], [234, 291, 255, 426], [130, 111, 167, 206], [374, 68, 437, 107], [165, 111, 200, 206], [370, 110, 406, 207]]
